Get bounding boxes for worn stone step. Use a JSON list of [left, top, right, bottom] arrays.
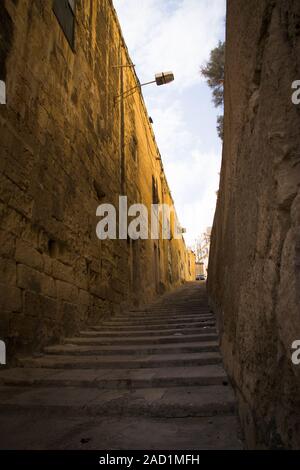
[[18, 351, 223, 369], [0, 413, 243, 450], [93, 320, 215, 332], [129, 304, 210, 309], [0, 283, 242, 450], [0, 365, 228, 389], [117, 307, 213, 318], [150, 303, 210, 309], [110, 313, 215, 323], [0, 385, 237, 418], [128, 307, 210, 311], [119, 309, 212, 317], [43, 341, 219, 357], [80, 326, 217, 338], [150, 304, 207, 310], [102, 316, 214, 327], [64, 332, 218, 347]]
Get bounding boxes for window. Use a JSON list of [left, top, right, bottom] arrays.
[[53, 0, 76, 50], [0, 80, 6, 104], [0, 2, 13, 83], [130, 136, 138, 164], [152, 176, 159, 204]]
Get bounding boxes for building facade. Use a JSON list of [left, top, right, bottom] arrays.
[[195, 227, 211, 276], [0, 0, 194, 353], [195, 262, 205, 277], [186, 250, 196, 282]]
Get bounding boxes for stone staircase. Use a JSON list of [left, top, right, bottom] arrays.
[[0, 282, 243, 449]]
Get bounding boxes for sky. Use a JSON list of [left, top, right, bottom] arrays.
[[113, 0, 226, 247]]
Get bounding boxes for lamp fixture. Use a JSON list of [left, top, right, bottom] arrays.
[[115, 71, 175, 102]]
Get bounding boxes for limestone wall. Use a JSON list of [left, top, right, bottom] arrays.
[[208, 0, 300, 448], [0, 0, 191, 354], [186, 250, 196, 281]]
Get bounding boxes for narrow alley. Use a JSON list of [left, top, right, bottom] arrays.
[[1, 0, 300, 457], [0, 283, 242, 450]]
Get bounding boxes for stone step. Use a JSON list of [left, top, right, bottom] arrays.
[[0, 365, 228, 389], [92, 320, 215, 332], [128, 306, 210, 311], [0, 385, 237, 418], [0, 283, 242, 450], [64, 332, 218, 347], [141, 310, 210, 315], [43, 341, 219, 357], [18, 351, 223, 369], [80, 326, 217, 338], [111, 314, 214, 322], [102, 316, 214, 327], [118, 310, 212, 318], [149, 304, 207, 310], [0, 414, 243, 450], [130, 303, 209, 307]]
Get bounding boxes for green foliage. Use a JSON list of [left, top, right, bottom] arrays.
[[201, 41, 225, 139], [216, 115, 224, 140], [201, 41, 225, 107]]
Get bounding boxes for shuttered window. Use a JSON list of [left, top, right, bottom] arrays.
[[53, 0, 76, 50]]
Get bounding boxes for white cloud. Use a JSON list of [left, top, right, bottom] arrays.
[[151, 100, 193, 155], [151, 100, 220, 246], [113, 0, 225, 89], [174, 150, 220, 246]]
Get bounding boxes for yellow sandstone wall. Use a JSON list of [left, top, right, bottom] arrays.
[[186, 251, 196, 281], [208, 0, 300, 449], [0, 0, 191, 354]]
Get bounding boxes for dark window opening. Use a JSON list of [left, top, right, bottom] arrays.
[[152, 176, 159, 205], [131, 136, 138, 164], [48, 239, 58, 258], [0, 3, 13, 82], [53, 0, 76, 50]]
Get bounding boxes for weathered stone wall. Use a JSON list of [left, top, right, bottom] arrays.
[[208, 0, 300, 449], [186, 250, 196, 281], [0, 0, 192, 355]]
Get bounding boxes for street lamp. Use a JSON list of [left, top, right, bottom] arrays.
[[115, 71, 175, 102], [138, 71, 175, 88], [116, 65, 174, 193], [154, 72, 175, 86]]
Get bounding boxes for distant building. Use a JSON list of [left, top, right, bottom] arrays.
[[195, 262, 205, 277], [195, 227, 212, 275]]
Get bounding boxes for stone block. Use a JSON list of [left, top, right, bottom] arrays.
[[43, 255, 52, 276], [0, 229, 16, 258], [0, 310, 10, 337], [60, 302, 79, 336], [0, 258, 16, 285], [17, 264, 56, 298], [52, 259, 74, 284], [15, 239, 44, 271], [89, 282, 107, 300], [56, 280, 78, 303], [78, 289, 90, 306], [23, 290, 58, 322], [0, 283, 22, 312]]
